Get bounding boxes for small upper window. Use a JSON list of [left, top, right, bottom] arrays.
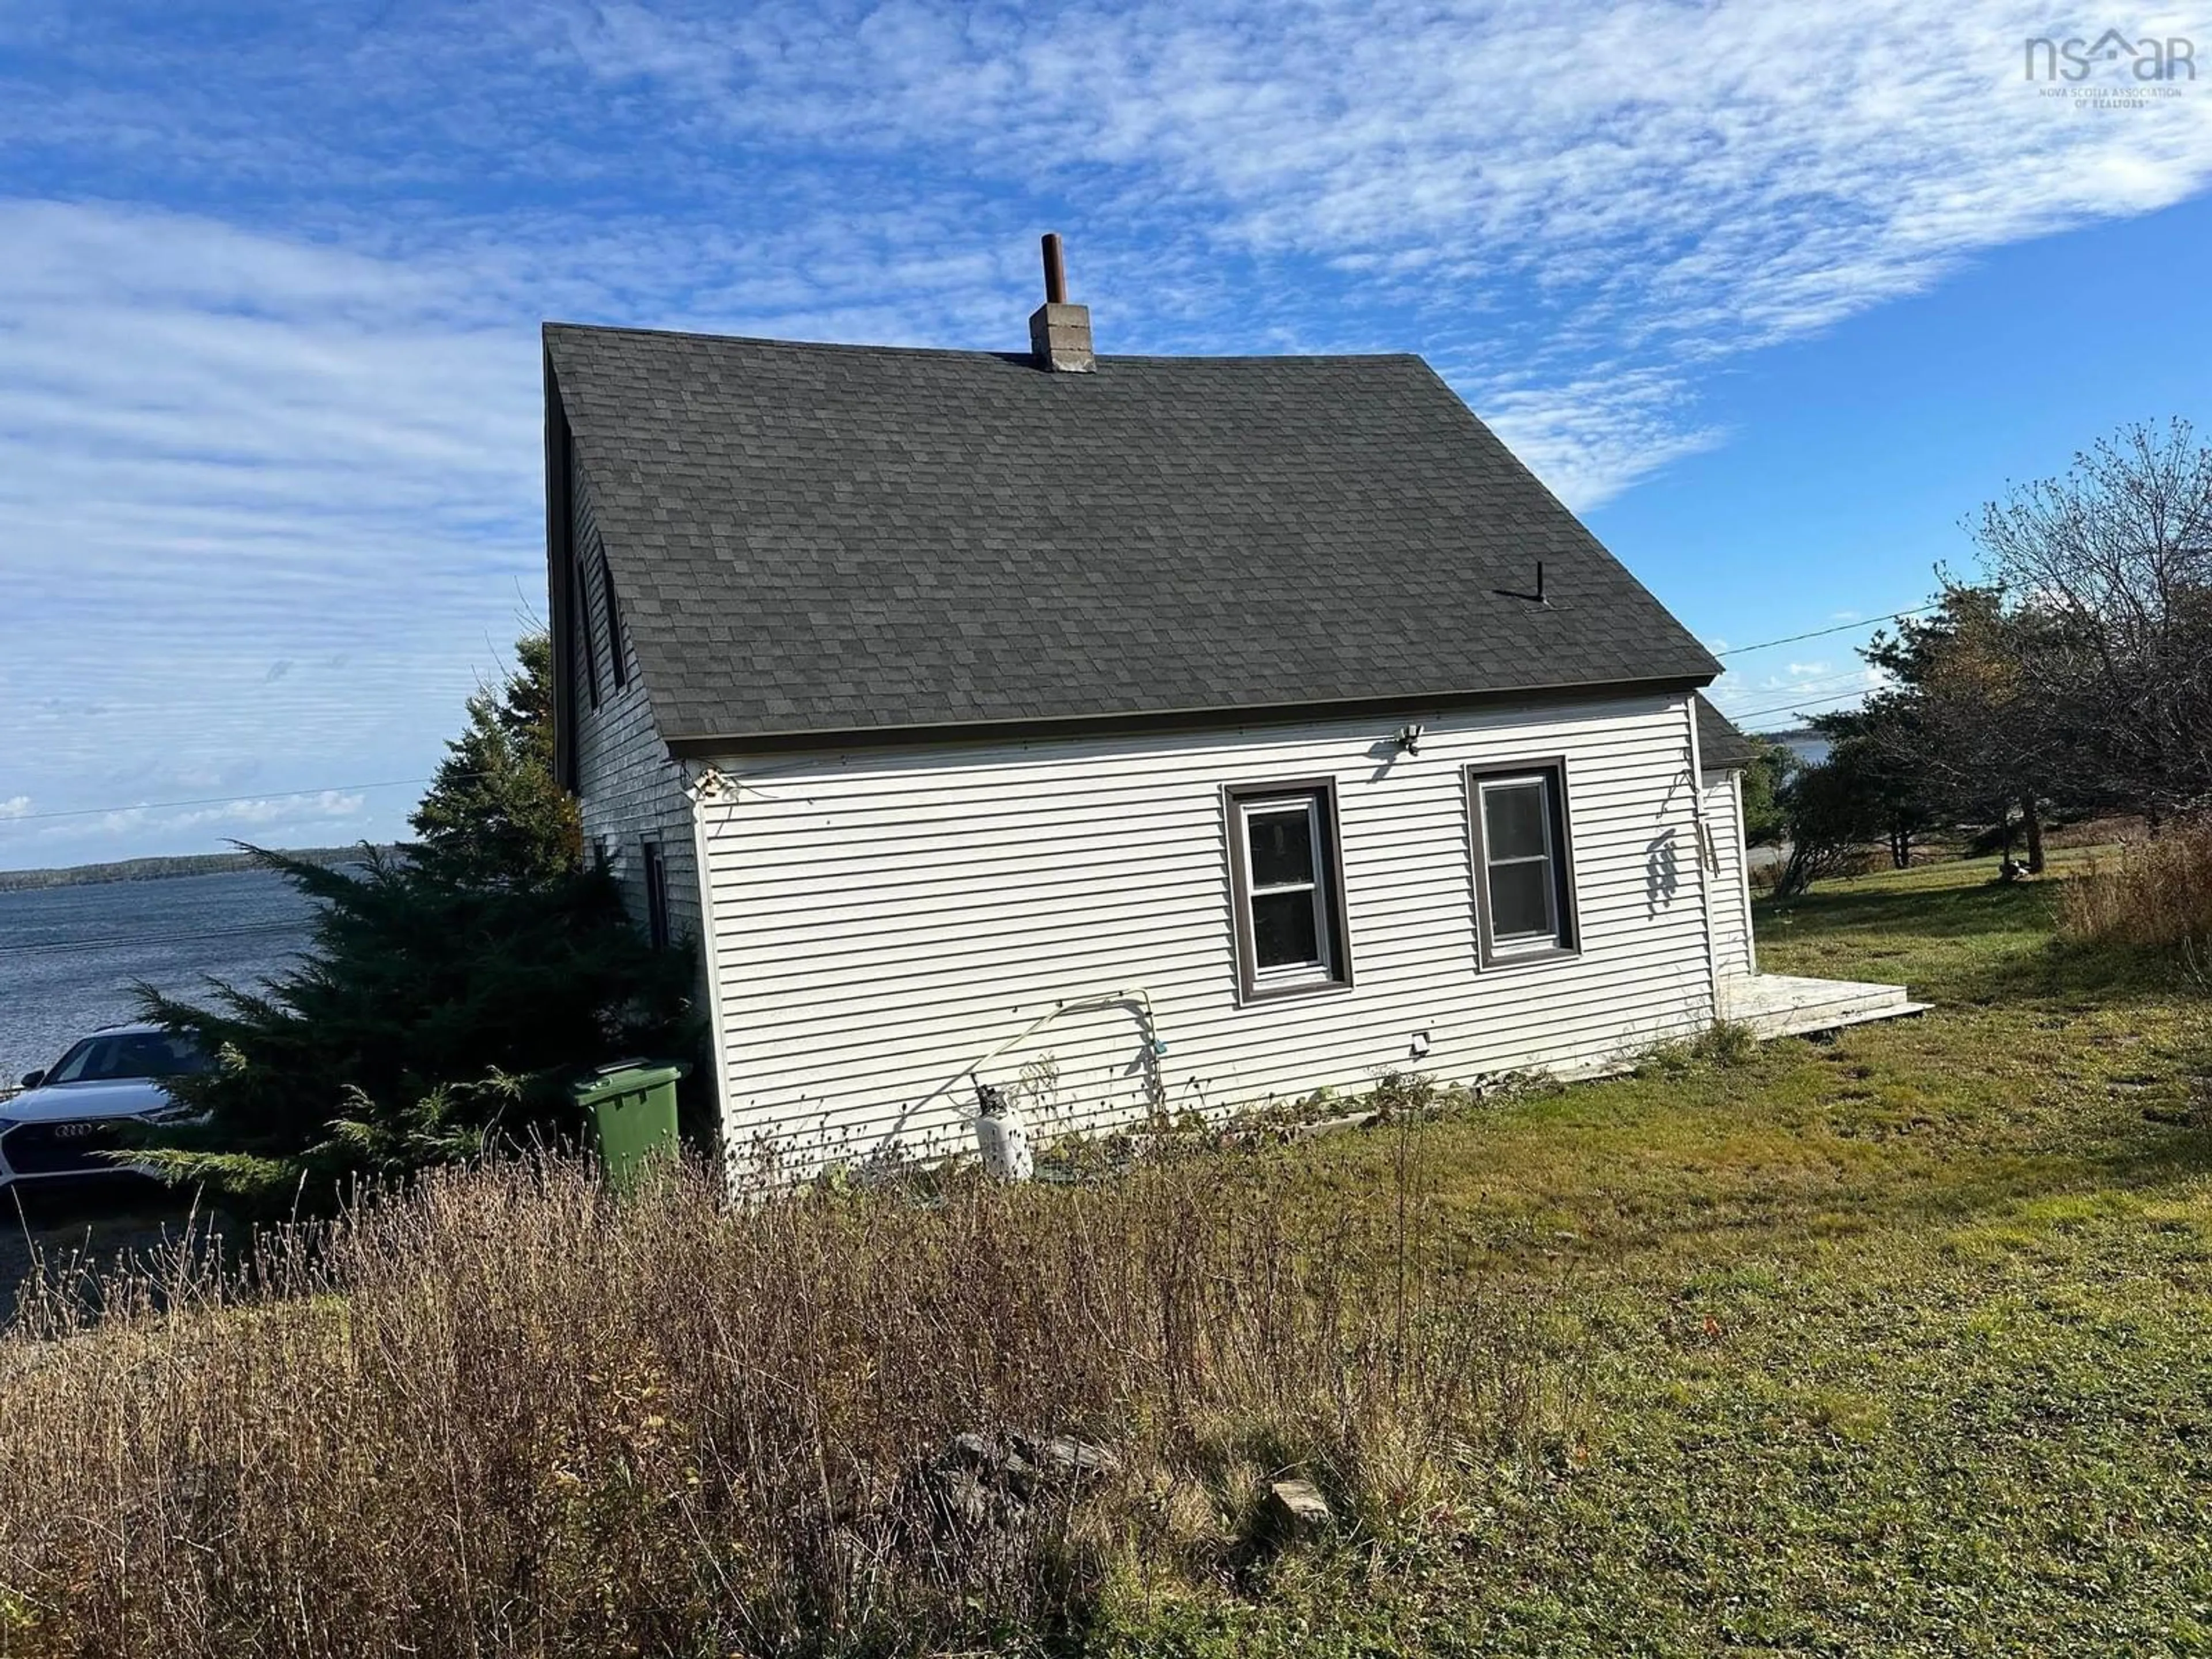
[[1469, 763, 1577, 965], [641, 840, 671, 951], [599, 557, 628, 690], [573, 554, 601, 711], [1225, 781, 1351, 1000]]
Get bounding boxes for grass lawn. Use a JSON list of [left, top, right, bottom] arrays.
[[10, 851, 2207, 1658], [1105, 853, 2212, 1656]]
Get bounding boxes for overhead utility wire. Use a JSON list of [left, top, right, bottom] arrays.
[[1, 772, 492, 825], [1730, 664, 1877, 697], [7, 604, 1936, 827], [1714, 605, 1935, 658], [1727, 688, 1876, 726]]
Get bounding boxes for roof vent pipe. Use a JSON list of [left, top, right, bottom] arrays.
[[1042, 232, 1068, 304], [1028, 233, 1094, 373]]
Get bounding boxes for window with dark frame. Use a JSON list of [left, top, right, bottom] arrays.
[[599, 556, 628, 689], [572, 552, 601, 710], [641, 840, 671, 952], [1468, 763, 1578, 965], [1225, 781, 1351, 999]]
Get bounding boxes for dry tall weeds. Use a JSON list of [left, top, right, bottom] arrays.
[[0, 1146, 1551, 1658], [2061, 823, 2212, 949]]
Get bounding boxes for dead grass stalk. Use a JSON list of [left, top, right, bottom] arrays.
[[0, 1146, 1551, 1657]]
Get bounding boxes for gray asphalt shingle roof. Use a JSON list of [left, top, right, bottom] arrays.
[[1693, 694, 1758, 771], [545, 324, 1721, 746]]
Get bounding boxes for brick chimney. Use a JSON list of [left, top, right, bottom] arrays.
[[1028, 233, 1094, 372]]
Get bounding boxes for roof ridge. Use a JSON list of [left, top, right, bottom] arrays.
[[543, 319, 1423, 368]]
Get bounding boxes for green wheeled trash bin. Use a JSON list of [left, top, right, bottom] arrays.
[[573, 1059, 688, 1191]]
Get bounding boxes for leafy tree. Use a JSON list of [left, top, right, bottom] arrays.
[[138, 632, 694, 1212], [1850, 585, 2097, 873], [1738, 738, 1793, 847], [1809, 702, 1939, 870], [1771, 752, 1882, 897], [410, 632, 582, 885]]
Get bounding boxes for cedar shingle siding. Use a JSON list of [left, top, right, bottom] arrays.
[[565, 452, 700, 956]]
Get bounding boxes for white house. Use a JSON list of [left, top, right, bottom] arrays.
[[543, 244, 1915, 1171]]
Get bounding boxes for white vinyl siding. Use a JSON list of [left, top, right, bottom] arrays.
[[1703, 769, 1756, 980], [696, 691, 1722, 1173]]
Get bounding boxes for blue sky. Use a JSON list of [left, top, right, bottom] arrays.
[[2, 1, 2210, 868]]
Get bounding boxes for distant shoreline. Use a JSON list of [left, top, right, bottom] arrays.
[[0, 846, 393, 893]]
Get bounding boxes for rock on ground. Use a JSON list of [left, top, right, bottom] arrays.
[[1262, 1477, 1334, 1540]]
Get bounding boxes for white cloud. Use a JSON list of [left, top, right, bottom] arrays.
[[3, 1, 2211, 858], [0, 797, 30, 820], [10, 2, 2210, 518], [0, 202, 535, 853], [560, 0, 2212, 499], [168, 791, 366, 832], [1466, 369, 1727, 513], [1707, 658, 1892, 725], [0, 789, 376, 860]]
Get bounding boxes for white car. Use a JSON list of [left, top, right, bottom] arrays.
[[2, 1023, 209, 1191]]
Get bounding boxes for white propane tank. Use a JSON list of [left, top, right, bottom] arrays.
[[972, 1082, 1035, 1181]]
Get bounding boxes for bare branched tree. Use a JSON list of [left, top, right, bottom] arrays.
[[1968, 419, 2212, 819]]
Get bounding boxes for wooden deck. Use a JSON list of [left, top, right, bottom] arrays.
[[1718, 972, 1929, 1040]]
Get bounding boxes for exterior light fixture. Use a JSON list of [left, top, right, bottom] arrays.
[[1393, 722, 1424, 756]]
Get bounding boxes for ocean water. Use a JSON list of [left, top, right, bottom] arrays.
[[0, 869, 318, 1086]]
